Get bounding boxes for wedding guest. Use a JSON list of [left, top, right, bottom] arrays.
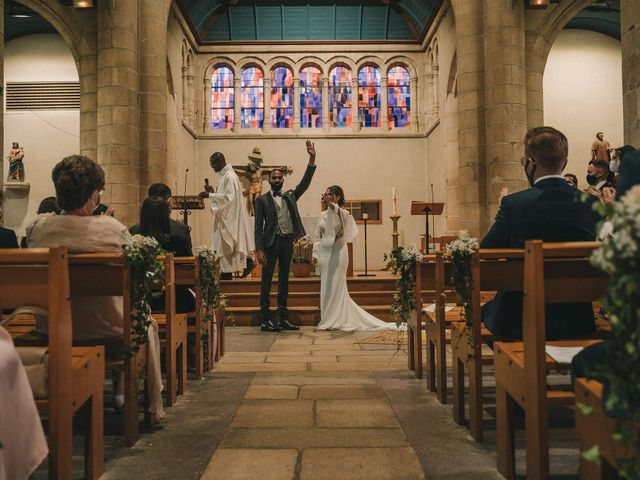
[[37, 196, 61, 215], [586, 160, 613, 194], [564, 173, 578, 188], [0, 226, 18, 249]]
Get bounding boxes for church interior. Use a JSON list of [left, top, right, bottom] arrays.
[[0, 0, 639, 479]]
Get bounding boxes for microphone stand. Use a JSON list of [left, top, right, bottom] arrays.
[[182, 168, 190, 228]]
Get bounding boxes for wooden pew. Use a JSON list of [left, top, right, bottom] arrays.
[[0, 248, 105, 479], [575, 378, 639, 479], [408, 254, 436, 378], [450, 248, 524, 442], [493, 241, 607, 479]]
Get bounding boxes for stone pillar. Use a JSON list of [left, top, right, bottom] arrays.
[[351, 76, 360, 132], [410, 75, 418, 130], [78, 12, 98, 162], [181, 65, 189, 120], [203, 77, 211, 132], [186, 71, 194, 126], [621, 0, 640, 147], [139, 0, 169, 197], [431, 65, 439, 121], [233, 76, 241, 131], [425, 70, 434, 126], [263, 77, 272, 133], [484, 0, 528, 220], [293, 77, 301, 132], [380, 76, 389, 130], [0, 0, 4, 225], [97, 0, 140, 225], [451, 0, 487, 237], [322, 76, 330, 132]]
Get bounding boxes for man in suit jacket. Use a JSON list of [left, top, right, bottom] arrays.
[[255, 140, 316, 332], [0, 226, 18, 249], [481, 126, 600, 340], [129, 183, 192, 251]]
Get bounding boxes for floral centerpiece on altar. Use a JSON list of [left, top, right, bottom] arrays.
[[445, 230, 480, 326], [585, 185, 640, 477], [292, 234, 314, 276]]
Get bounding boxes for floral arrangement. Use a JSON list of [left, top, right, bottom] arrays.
[[384, 244, 423, 326], [292, 235, 314, 264], [194, 245, 227, 372], [445, 231, 479, 326], [122, 234, 166, 356], [586, 185, 640, 477]]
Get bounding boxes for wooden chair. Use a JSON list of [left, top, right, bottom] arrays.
[[1, 248, 105, 479], [421, 235, 457, 254], [493, 241, 607, 479], [575, 378, 639, 479], [153, 254, 188, 407], [450, 248, 524, 442]]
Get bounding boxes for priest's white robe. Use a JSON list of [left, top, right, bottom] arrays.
[[208, 163, 254, 272]]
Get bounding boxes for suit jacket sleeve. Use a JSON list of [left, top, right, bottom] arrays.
[[480, 197, 511, 248], [254, 196, 265, 251], [293, 164, 317, 200]]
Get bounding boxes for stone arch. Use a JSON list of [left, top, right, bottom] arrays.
[[384, 56, 418, 78], [354, 56, 385, 73], [237, 58, 267, 78], [265, 56, 297, 73], [326, 56, 357, 73], [203, 57, 236, 79], [296, 58, 325, 75]]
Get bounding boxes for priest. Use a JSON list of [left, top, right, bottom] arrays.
[[199, 152, 255, 280]]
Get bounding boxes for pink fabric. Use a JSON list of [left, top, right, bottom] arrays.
[[0, 326, 48, 480]]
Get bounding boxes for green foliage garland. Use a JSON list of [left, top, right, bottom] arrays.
[[445, 232, 479, 327], [384, 244, 423, 326], [123, 234, 166, 356]]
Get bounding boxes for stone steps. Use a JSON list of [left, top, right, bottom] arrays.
[[226, 290, 397, 308], [226, 305, 396, 326]]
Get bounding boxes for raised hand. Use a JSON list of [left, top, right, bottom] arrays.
[[306, 140, 316, 163]]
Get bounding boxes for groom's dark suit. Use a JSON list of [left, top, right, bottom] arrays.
[[480, 177, 600, 340], [255, 163, 316, 322]]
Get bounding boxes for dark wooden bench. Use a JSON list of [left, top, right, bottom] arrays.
[[494, 241, 607, 479], [1, 248, 105, 479]]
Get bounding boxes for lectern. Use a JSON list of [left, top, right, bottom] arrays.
[[172, 195, 205, 228], [411, 201, 444, 254]]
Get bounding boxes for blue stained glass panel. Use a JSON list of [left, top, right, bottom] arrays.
[[387, 66, 410, 128], [358, 66, 380, 128], [300, 66, 322, 128], [211, 66, 234, 129], [329, 66, 352, 128], [271, 66, 294, 128], [241, 67, 264, 129]]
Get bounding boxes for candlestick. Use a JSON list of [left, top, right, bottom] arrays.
[[390, 215, 401, 250]]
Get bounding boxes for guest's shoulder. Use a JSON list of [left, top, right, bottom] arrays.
[[501, 187, 539, 206]]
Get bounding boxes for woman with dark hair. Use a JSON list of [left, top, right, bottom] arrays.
[[313, 185, 391, 331], [139, 197, 195, 312], [37, 196, 61, 215]]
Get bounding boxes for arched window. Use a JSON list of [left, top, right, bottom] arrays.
[[241, 66, 264, 129], [358, 65, 381, 128], [211, 66, 234, 129], [300, 65, 322, 128], [388, 65, 410, 128], [271, 66, 294, 128], [329, 66, 352, 128]]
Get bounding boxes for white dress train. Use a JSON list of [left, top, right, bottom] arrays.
[[313, 204, 392, 331]]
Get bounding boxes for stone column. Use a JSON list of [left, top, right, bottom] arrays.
[[351, 76, 360, 132], [425, 70, 434, 126], [431, 65, 439, 121], [622, 0, 640, 147], [186, 71, 194, 126], [380, 76, 389, 130], [410, 75, 418, 130], [96, 0, 139, 226], [233, 76, 241, 131], [263, 76, 272, 133], [182, 65, 189, 120], [451, 0, 487, 237], [293, 77, 301, 132], [322, 76, 330, 132], [203, 77, 211, 132], [139, 0, 169, 197], [484, 0, 528, 221]]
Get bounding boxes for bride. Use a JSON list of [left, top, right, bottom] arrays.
[[313, 185, 393, 331]]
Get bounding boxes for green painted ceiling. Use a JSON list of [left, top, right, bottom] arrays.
[[565, 0, 620, 40]]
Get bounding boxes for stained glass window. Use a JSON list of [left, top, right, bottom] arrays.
[[329, 66, 352, 128], [388, 66, 411, 128], [241, 66, 264, 129], [271, 66, 294, 128], [358, 66, 381, 128], [211, 66, 234, 129], [300, 65, 322, 128]]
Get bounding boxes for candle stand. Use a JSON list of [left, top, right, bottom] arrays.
[[390, 215, 400, 250]]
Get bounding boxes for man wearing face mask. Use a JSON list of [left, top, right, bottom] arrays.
[[254, 140, 316, 332], [480, 126, 600, 340], [585, 160, 613, 194]]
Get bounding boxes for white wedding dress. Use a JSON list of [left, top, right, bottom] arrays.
[[313, 204, 393, 331]]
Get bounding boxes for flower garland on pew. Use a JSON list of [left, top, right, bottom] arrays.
[[585, 185, 640, 478], [445, 231, 479, 360], [194, 245, 227, 372], [123, 234, 166, 357]]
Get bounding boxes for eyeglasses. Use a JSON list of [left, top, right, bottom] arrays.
[[520, 157, 532, 167]]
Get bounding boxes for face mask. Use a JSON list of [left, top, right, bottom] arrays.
[[524, 159, 536, 187], [586, 174, 597, 186]]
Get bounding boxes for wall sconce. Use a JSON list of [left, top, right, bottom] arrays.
[[73, 0, 94, 8], [526, 0, 550, 8]]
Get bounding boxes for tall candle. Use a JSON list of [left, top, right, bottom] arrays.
[[392, 187, 397, 215]]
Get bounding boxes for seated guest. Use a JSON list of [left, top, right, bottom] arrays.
[[0, 226, 18, 248], [586, 160, 614, 195], [37, 196, 61, 215], [25, 155, 164, 418], [564, 173, 578, 188], [481, 126, 600, 340], [139, 196, 195, 313], [130, 183, 192, 251]]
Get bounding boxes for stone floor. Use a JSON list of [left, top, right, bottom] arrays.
[[95, 326, 581, 480]]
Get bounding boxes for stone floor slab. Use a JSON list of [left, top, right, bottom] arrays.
[[252, 371, 376, 386], [300, 447, 425, 480], [231, 399, 314, 428], [310, 361, 405, 371], [269, 344, 362, 352], [299, 384, 385, 399], [245, 385, 299, 399], [316, 399, 400, 428], [214, 362, 309, 373], [201, 448, 297, 480], [266, 355, 337, 363], [218, 355, 266, 364]]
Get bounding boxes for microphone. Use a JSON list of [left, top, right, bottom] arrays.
[[182, 168, 189, 228], [430, 184, 435, 251]]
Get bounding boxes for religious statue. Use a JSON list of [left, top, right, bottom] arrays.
[[233, 147, 292, 216], [591, 131, 613, 162], [7, 142, 25, 182]]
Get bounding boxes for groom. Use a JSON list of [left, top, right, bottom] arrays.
[[254, 140, 316, 332]]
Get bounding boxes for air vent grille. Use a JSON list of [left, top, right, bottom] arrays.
[[6, 81, 80, 110]]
